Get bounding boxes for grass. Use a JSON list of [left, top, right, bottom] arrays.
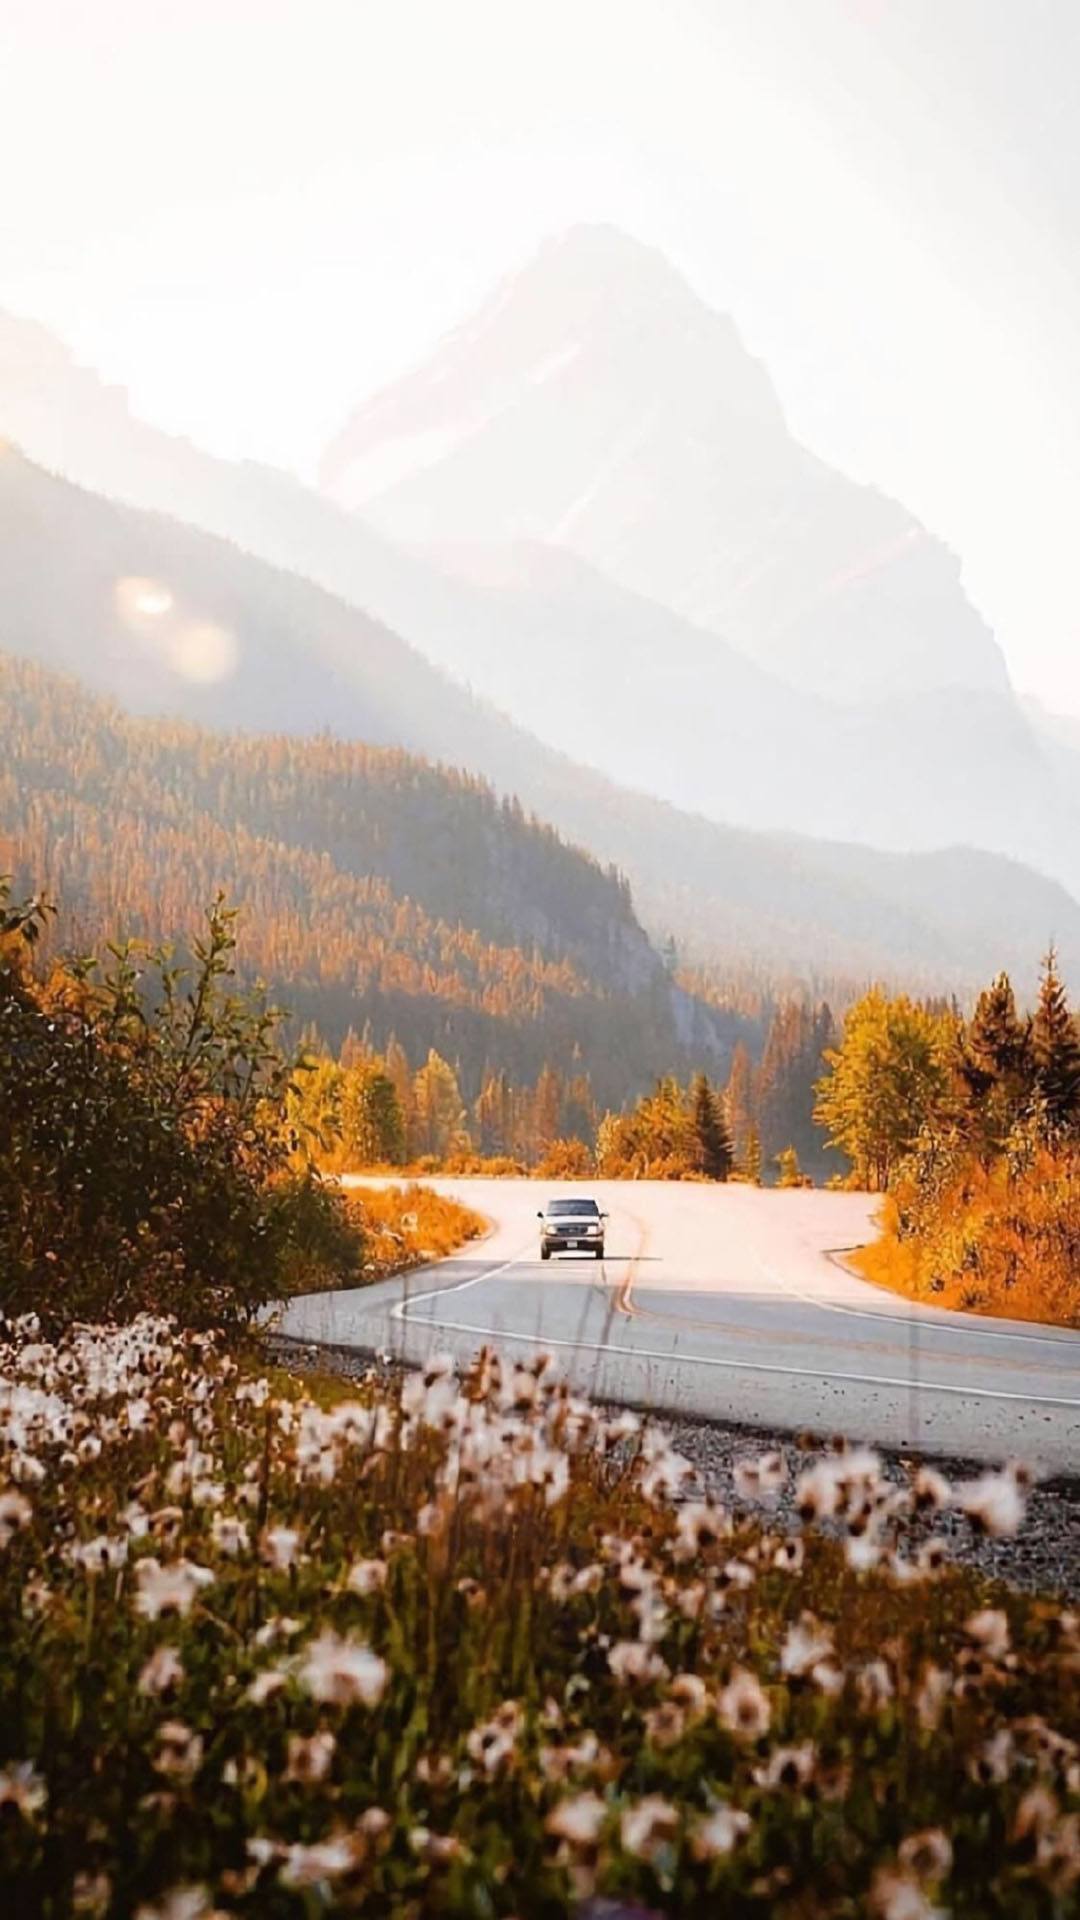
[[290, 1182, 486, 1295], [1, 1314, 1078, 1917]]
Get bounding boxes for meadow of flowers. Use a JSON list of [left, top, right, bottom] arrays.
[[1, 1315, 1078, 1919]]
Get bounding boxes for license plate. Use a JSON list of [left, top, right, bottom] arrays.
[[569, 1239, 583, 1249]]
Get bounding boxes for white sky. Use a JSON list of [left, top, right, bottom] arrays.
[[2, 0, 1078, 710]]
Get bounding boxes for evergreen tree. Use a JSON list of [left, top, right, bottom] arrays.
[[690, 1071, 733, 1180], [963, 973, 1032, 1097], [725, 1043, 755, 1168], [743, 1125, 763, 1186], [774, 1145, 806, 1189], [1032, 947, 1080, 1138]]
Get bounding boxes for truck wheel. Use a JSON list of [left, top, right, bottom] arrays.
[[541, 1246, 551, 1261], [595, 1246, 605, 1260]]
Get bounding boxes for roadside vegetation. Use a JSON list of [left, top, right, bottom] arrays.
[[0, 883, 477, 1330], [3, 1316, 1079, 1918], [817, 957, 1080, 1327]]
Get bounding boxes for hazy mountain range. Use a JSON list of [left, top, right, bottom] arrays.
[[0, 224, 1077, 993], [2, 446, 1077, 995]]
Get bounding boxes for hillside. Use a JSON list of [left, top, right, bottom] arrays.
[[0, 652, 738, 1109], [3, 294, 1080, 888], [2, 448, 1079, 996]]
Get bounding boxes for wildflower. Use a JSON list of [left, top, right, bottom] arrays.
[[253, 1614, 303, 1649], [466, 1702, 522, 1775], [670, 1672, 709, 1717], [0, 1487, 32, 1547], [772, 1537, 804, 1573], [546, 1792, 607, 1847], [608, 1640, 669, 1687], [138, 1646, 185, 1697], [780, 1613, 834, 1681], [911, 1466, 951, 1512], [689, 1805, 751, 1860], [957, 1469, 1025, 1537], [134, 1889, 217, 1920], [965, 1608, 1010, 1661], [408, 1826, 465, 1863], [0, 1760, 47, 1818], [211, 1514, 249, 1557], [868, 1868, 943, 1920], [261, 1526, 302, 1571], [795, 1462, 841, 1523], [620, 1794, 679, 1861], [72, 1871, 112, 1915], [717, 1668, 771, 1740], [154, 1721, 204, 1783], [857, 1660, 895, 1713], [346, 1557, 388, 1596], [755, 1743, 817, 1791], [845, 1531, 882, 1573], [916, 1537, 950, 1578], [641, 1448, 694, 1503], [538, 1733, 610, 1782], [968, 1728, 1014, 1786], [898, 1829, 953, 1885], [644, 1702, 686, 1749], [549, 1561, 603, 1601], [733, 1450, 787, 1501], [284, 1731, 336, 1783], [673, 1499, 728, 1560], [298, 1630, 388, 1708], [279, 1835, 355, 1887], [133, 1558, 214, 1620], [69, 1533, 129, 1573], [246, 1668, 289, 1704]]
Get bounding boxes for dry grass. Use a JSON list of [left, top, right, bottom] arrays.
[[855, 1157, 1080, 1330], [342, 1181, 486, 1284]]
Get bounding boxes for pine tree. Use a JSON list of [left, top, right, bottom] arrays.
[[774, 1145, 806, 1189], [743, 1125, 763, 1186], [725, 1043, 755, 1167], [1032, 947, 1080, 1138], [690, 1071, 733, 1180]]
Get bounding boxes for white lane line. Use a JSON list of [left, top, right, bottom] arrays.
[[390, 1246, 530, 1321], [396, 1302, 1080, 1411], [755, 1254, 1080, 1353]]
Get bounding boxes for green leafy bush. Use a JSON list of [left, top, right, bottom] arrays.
[[0, 883, 360, 1329]]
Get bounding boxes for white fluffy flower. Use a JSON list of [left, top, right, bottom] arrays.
[[298, 1630, 388, 1708]]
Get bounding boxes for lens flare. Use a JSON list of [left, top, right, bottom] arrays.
[[168, 621, 237, 684], [114, 576, 175, 623]]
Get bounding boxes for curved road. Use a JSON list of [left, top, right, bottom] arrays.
[[279, 1180, 1080, 1472]]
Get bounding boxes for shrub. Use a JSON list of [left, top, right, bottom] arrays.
[[0, 1318, 1077, 1916], [0, 883, 361, 1330], [535, 1137, 594, 1178]]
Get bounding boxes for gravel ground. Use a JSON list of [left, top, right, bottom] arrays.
[[268, 1332, 1080, 1600]]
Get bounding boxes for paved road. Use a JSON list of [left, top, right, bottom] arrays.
[[279, 1179, 1080, 1472]]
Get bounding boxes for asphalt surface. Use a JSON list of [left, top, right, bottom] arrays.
[[278, 1179, 1080, 1473]]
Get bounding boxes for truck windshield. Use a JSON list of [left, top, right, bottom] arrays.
[[547, 1199, 599, 1216]]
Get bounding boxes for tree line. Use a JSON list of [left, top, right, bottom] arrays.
[[815, 953, 1080, 1323]]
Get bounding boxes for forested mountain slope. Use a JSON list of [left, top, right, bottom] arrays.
[[0, 653, 733, 1107], [2, 447, 1079, 993]]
